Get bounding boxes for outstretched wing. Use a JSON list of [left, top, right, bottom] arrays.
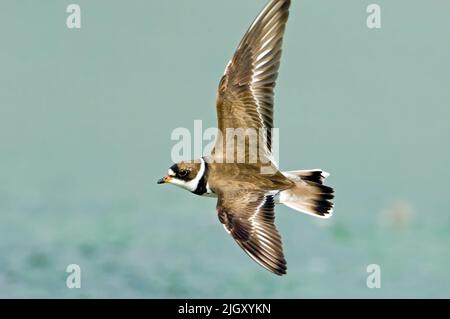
[[213, 0, 291, 162], [216, 190, 287, 275]]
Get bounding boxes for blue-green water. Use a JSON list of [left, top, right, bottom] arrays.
[[1, 0, 450, 298]]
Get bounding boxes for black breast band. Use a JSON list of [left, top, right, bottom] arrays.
[[193, 158, 208, 196]]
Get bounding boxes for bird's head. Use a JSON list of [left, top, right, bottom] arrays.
[[157, 160, 203, 192]]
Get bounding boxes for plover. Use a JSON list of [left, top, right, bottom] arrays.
[[158, 0, 334, 275]]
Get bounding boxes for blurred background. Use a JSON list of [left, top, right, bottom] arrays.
[[0, 0, 449, 298]]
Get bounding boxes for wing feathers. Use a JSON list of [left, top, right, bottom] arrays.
[[217, 191, 287, 276], [213, 0, 291, 160]]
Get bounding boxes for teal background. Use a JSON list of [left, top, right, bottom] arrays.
[[1, 0, 449, 298]]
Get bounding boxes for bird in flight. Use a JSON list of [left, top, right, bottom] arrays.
[[158, 0, 334, 276]]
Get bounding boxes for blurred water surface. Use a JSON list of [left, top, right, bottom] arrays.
[[0, 0, 449, 298]]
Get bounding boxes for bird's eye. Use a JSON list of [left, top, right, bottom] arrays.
[[178, 170, 188, 178]]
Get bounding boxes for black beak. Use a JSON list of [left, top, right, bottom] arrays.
[[158, 175, 173, 184]]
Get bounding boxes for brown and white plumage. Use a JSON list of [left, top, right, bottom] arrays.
[[158, 0, 334, 276], [210, 0, 292, 275], [212, 0, 290, 161], [217, 190, 287, 275]]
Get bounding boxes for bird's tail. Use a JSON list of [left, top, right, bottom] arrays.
[[279, 169, 334, 218]]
